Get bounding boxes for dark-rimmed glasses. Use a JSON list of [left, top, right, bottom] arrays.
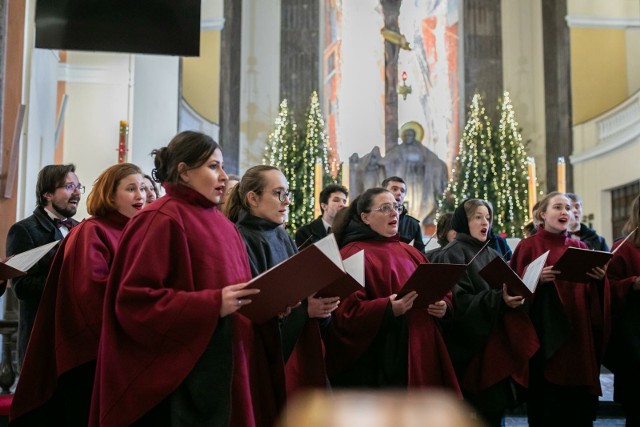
[[59, 183, 85, 194]]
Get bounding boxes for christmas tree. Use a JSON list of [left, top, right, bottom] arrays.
[[439, 93, 498, 212], [294, 91, 338, 228], [263, 99, 300, 232], [494, 91, 530, 235], [263, 94, 337, 234], [263, 99, 298, 179]]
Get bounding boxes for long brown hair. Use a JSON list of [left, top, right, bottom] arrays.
[[87, 163, 143, 217]]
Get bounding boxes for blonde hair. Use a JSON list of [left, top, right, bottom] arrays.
[[86, 163, 143, 217]]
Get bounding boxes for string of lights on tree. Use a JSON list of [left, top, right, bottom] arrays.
[[440, 93, 498, 212], [263, 93, 337, 234], [439, 92, 533, 237], [494, 91, 531, 235]]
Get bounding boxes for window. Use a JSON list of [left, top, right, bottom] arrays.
[[611, 180, 640, 240]]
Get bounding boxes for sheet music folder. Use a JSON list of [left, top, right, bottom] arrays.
[[0, 240, 61, 280], [396, 263, 467, 308], [239, 234, 360, 323], [316, 250, 365, 299], [479, 250, 548, 297], [553, 246, 613, 283]]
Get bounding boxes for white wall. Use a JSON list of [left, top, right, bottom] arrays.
[[60, 52, 131, 220], [338, 0, 385, 159], [130, 55, 180, 177], [19, 49, 59, 219]]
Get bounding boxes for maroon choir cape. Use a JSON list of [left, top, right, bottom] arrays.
[[89, 184, 274, 427], [510, 227, 610, 395], [326, 236, 461, 393], [604, 238, 640, 404], [10, 211, 129, 423]]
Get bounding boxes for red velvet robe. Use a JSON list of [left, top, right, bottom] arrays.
[[326, 236, 460, 393], [10, 211, 129, 423], [605, 239, 640, 404], [510, 227, 610, 395], [89, 184, 270, 427]]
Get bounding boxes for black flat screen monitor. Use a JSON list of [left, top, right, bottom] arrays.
[[35, 0, 201, 56]]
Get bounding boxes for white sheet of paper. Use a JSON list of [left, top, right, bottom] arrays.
[[522, 250, 550, 293], [342, 250, 365, 287], [4, 240, 61, 272], [312, 233, 344, 271]]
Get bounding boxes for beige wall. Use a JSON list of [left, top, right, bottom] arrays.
[[501, 0, 547, 187], [568, 0, 640, 242], [181, 30, 221, 124], [571, 28, 628, 124]]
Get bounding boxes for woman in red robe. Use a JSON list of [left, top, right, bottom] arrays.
[[606, 194, 640, 425], [89, 131, 268, 427], [510, 191, 609, 427], [325, 187, 460, 393], [10, 163, 146, 426]]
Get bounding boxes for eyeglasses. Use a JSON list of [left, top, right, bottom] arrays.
[[273, 189, 293, 203], [59, 183, 85, 194], [372, 203, 402, 215]]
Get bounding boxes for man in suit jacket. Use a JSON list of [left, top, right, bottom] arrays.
[[382, 176, 425, 252], [6, 164, 82, 365], [295, 184, 348, 248]]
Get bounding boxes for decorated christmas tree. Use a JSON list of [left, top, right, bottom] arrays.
[[263, 99, 300, 232], [294, 91, 338, 228], [263, 94, 337, 234], [439, 93, 498, 212], [263, 99, 298, 179], [493, 91, 530, 235]]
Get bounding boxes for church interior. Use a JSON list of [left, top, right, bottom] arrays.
[[0, 0, 639, 425]]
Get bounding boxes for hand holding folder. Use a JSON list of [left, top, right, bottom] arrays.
[[479, 250, 549, 296], [396, 263, 467, 308], [0, 240, 61, 280], [396, 240, 491, 308], [239, 234, 363, 323], [553, 227, 637, 283]]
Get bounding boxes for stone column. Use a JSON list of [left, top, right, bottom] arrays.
[[219, 0, 242, 174], [280, 0, 320, 122], [381, 0, 402, 152], [542, 0, 573, 192], [463, 0, 503, 122]]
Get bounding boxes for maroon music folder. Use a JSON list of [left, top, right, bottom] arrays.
[[239, 234, 354, 323], [480, 250, 548, 297], [396, 263, 467, 308], [553, 246, 613, 283]]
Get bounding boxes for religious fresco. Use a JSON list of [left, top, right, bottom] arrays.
[[323, 0, 460, 224], [398, 0, 460, 168], [322, 0, 343, 178]]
